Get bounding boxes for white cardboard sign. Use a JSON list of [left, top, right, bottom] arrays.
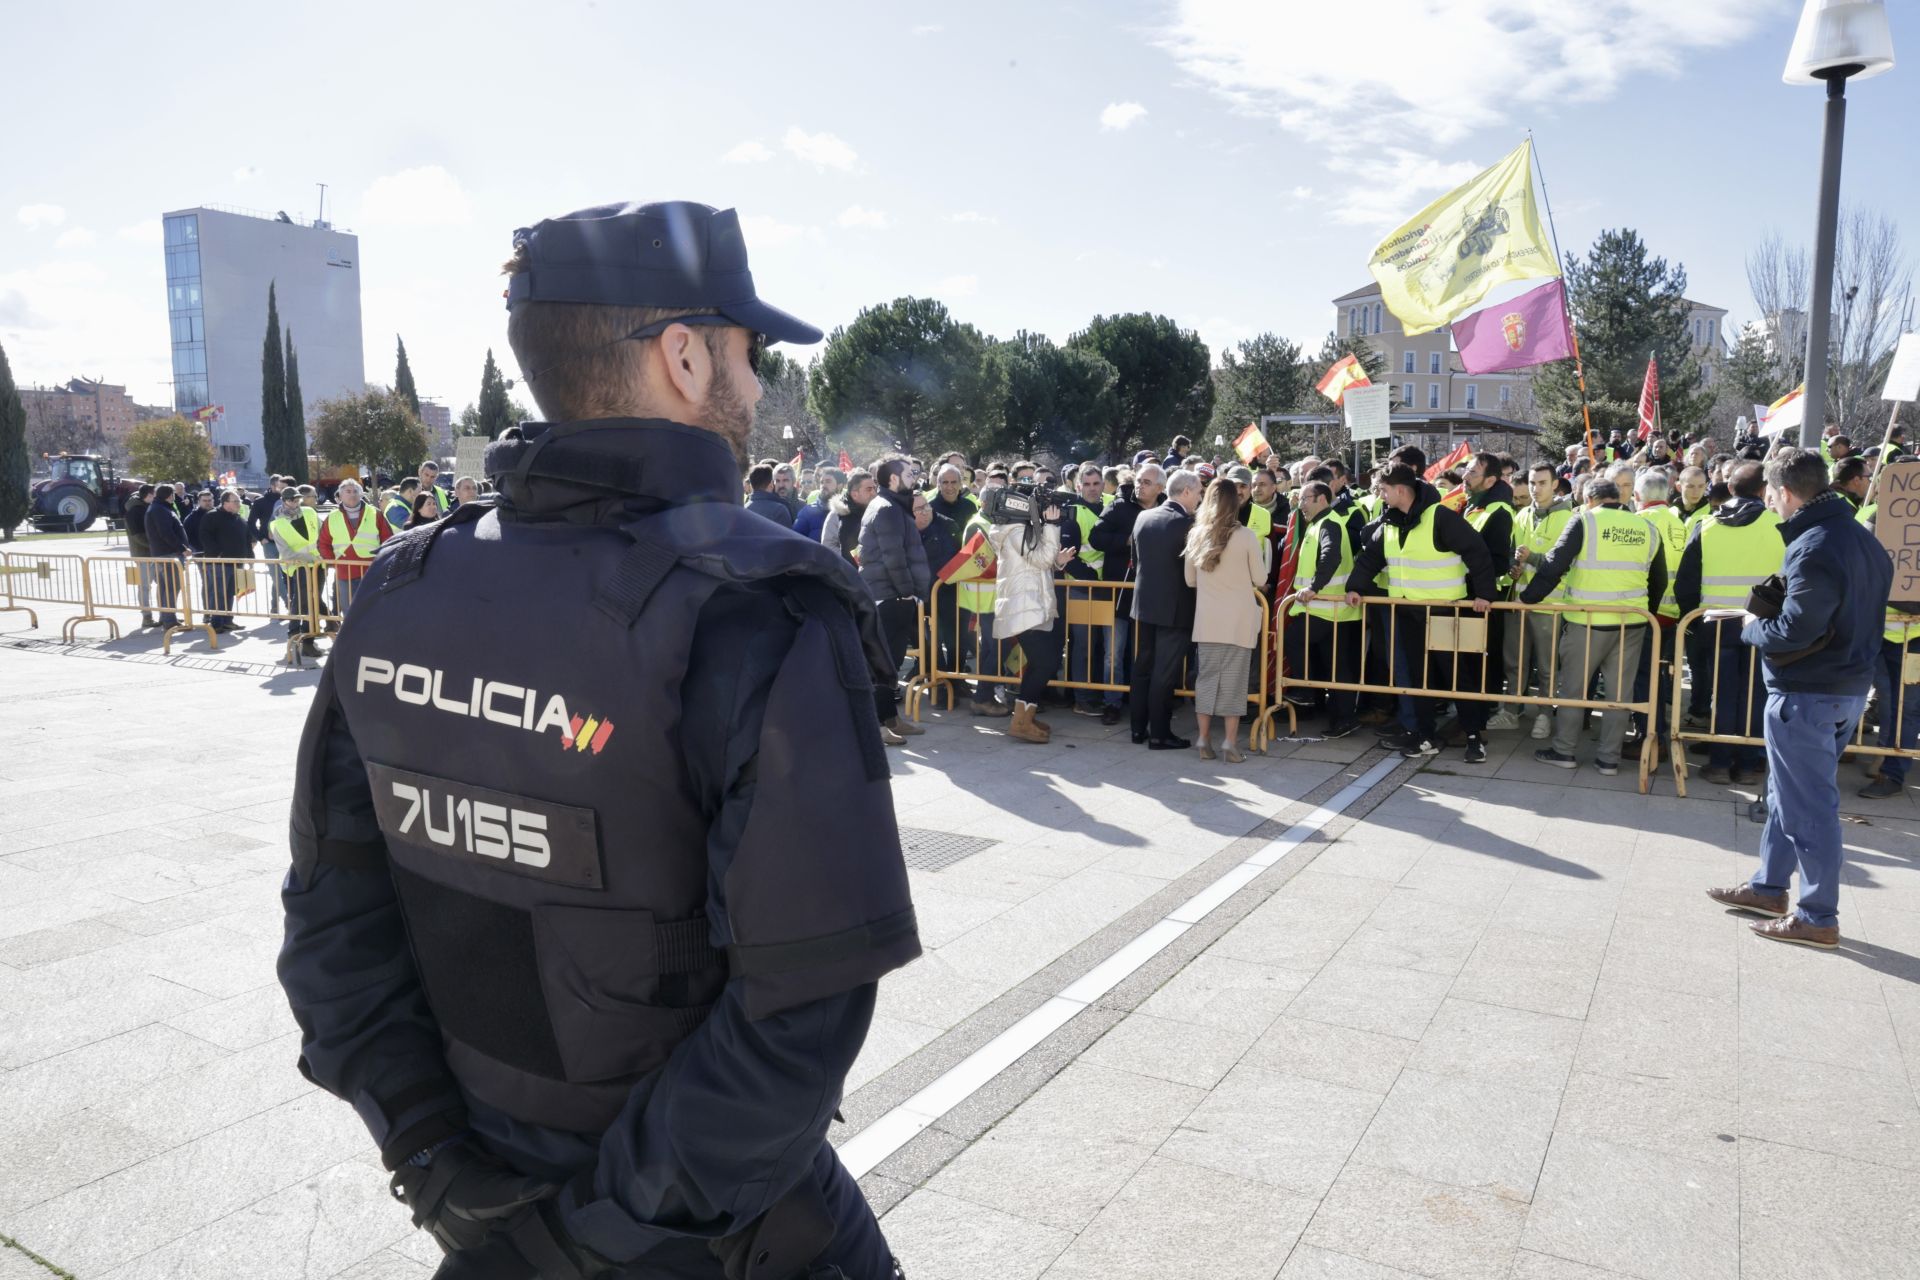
[[1882, 332, 1920, 403], [1344, 383, 1392, 441]]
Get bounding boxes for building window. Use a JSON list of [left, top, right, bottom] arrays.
[[1402, 351, 1415, 373], [1372, 303, 1383, 334], [1428, 351, 1442, 375], [1500, 384, 1511, 406], [1464, 384, 1478, 410], [1427, 383, 1440, 409]]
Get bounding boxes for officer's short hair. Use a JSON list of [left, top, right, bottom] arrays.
[[420, 461, 439, 474], [1832, 456, 1869, 488], [501, 240, 727, 422], [1305, 466, 1335, 484], [1588, 479, 1620, 503], [153, 483, 174, 501], [399, 477, 420, 495], [747, 463, 774, 490], [1327, 458, 1351, 479], [1764, 448, 1828, 500], [1729, 461, 1766, 499], [1379, 463, 1420, 491], [1388, 445, 1426, 473]]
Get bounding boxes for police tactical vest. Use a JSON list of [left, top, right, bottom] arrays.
[[1563, 507, 1657, 627], [1697, 512, 1784, 611], [1385, 505, 1468, 601], [326, 432, 908, 1136]]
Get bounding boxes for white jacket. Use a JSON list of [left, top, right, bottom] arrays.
[[988, 522, 1060, 637]]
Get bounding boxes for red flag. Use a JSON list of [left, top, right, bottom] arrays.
[[1314, 354, 1371, 406], [1636, 358, 1660, 441], [1233, 423, 1271, 464], [1424, 440, 1473, 481], [838, 448, 854, 470]]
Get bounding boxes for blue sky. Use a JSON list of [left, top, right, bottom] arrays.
[[3, 0, 1915, 414]]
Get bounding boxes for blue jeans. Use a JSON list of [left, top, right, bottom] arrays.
[[1753, 690, 1867, 928], [1871, 639, 1920, 782]]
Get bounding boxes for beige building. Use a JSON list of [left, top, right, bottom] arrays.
[[1333, 284, 1730, 405]]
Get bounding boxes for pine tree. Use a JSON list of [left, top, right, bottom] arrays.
[[474, 349, 514, 438], [260, 282, 293, 477], [0, 341, 31, 541], [285, 328, 306, 459], [395, 336, 422, 418]]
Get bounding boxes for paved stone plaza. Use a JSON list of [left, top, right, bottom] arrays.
[[2, 562, 1918, 1278]]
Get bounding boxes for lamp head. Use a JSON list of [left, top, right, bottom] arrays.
[[1785, 0, 1895, 85]]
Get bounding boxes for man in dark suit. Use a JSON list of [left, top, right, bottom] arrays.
[[1130, 468, 1201, 748]]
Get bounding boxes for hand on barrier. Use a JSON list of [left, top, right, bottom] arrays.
[[1470, 598, 1491, 615], [1345, 592, 1363, 608]]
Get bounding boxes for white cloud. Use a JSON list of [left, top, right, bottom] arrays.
[[783, 127, 859, 172], [1324, 148, 1484, 228], [233, 164, 260, 183], [721, 140, 773, 164], [117, 222, 163, 244], [912, 23, 944, 36], [836, 205, 891, 231], [1100, 102, 1148, 131], [1289, 186, 1314, 201], [1159, 0, 1775, 149], [739, 214, 816, 248], [355, 165, 474, 228], [1189, 316, 1260, 365], [938, 274, 979, 298], [948, 211, 998, 225], [0, 259, 169, 401], [17, 204, 66, 230], [55, 228, 97, 250]]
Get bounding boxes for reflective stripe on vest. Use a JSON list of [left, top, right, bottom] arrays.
[[1696, 512, 1784, 610], [1515, 505, 1572, 601], [1562, 508, 1656, 625], [1294, 508, 1361, 621], [325, 506, 383, 560], [1465, 499, 1515, 591], [270, 508, 321, 577], [1640, 504, 1687, 619], [1385, 505, 1468, 601], [1074, 503, 1104, 571]]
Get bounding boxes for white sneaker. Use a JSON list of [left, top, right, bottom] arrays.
[[1531, 712, 1552, 740], [1485, 708, 1520, 731]]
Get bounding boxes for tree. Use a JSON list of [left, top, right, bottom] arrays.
[[1530, 229, 1711, 452], [0, 343, 29, 541], [1720, 322, 1794, 416], [395, 335, 422, 418], [460, 349, 515, 439], [259, 282, 306, 482], [807, 297, 1006, 459], [750, 349, 826, 462], [1210, 332, 1307, 441], [994, 331, 1116, 461], [128, 416, 214, 485], [311, 390, 431, 481], [1066, 313, 1212, 460], [285, 327, 305, 443]]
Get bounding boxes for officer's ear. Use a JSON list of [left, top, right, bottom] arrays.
[[650, 322, 710, 410]]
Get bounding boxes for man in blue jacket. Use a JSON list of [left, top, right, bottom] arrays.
[[1708, 448, 1892, 948]]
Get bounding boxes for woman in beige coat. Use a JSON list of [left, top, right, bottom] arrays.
[[1184, 476, 1266, 761]]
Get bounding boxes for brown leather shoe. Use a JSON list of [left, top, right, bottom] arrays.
[[1706, 884, 1788, 918], [885, 716, 925, 737], [971, 698, 1012, 718], [1750, 915, 1839, 949]]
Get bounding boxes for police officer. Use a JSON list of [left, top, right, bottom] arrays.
[[1519, 477, 1666, 776], [277, 202, 919, 1280]]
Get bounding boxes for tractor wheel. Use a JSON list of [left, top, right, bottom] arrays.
[[37, 485, 99, 531]]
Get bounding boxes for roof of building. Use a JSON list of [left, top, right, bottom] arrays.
[[1332, 282, 1383, 305], [1682, 298, 1729, 316]]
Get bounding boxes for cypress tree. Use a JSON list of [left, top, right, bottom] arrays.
[[395, 335, 422, 418], [285, 328, 306, 453], [260, 282, 291, 476], [476, 348, 514, 438], [0, 341, 30, 541]]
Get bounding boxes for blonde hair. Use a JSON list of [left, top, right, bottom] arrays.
[[1183, 479, 1242, 574]]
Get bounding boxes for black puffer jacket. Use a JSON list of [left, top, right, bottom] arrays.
[[857, 486, 930, 602]]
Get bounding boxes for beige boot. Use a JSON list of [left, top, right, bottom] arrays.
[[1009, 701, 1050, 744]]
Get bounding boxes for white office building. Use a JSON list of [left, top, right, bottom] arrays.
[[162, 205, 365, 482]]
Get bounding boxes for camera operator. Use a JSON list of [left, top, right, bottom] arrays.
[[985, 483, 1075, 744]]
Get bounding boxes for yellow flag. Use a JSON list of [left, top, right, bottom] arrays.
[[1368, 140, 1557, 336]]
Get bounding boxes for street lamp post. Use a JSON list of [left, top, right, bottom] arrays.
[[1785, 0, 1896, 448]]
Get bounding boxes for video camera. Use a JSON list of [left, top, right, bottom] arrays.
[[980, 480, 1075, 528]]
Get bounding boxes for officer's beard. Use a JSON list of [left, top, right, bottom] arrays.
[[700, 357, 756, 469]]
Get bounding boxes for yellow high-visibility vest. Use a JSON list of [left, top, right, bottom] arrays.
[[270, 508, 321, 578], [1561, 507, 1657, 627], [324, 506, 384, 559], [1640, 503, 1688, 619], [1385, 505, 1468, 602], [1696, 512, 1784, 611], [1515, 504, 1572, 602], [1295, 507, 1361, 622]]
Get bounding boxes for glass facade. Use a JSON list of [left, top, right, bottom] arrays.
[[164, 215, 208, 412]]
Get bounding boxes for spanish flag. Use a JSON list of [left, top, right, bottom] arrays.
[[937, 530, 995, 584], [1425, 440, 1473, 481], [1234, 423, 1271, 464], [1315, 355, 1371, 406]]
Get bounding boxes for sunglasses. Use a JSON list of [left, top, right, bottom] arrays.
[[625, 315, 768, 376]]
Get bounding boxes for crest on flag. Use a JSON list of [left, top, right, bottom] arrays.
[[1501, 313, 1527, 351]]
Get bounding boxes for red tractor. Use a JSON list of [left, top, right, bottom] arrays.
[[29, 455, 145, 532]]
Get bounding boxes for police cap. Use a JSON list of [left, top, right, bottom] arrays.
[[505, 201, 822, 346]]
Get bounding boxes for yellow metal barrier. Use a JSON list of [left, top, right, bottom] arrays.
[[0, 549, 112, 641], [1667, 607, 1920, 797], [903, 578, 1276, 750], [1259, 595, 1665, 794]]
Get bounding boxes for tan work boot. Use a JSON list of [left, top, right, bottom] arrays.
[[1009, 701, 1050, 744], [885, 716, 925, 737]]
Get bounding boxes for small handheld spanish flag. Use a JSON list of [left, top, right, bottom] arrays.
[[1314, 354, 1371, 406], [937, 530, 995, 584], [1233, 422, 1271, 464]]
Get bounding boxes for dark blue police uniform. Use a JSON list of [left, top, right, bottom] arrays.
[[277, 203, 919, 1280]]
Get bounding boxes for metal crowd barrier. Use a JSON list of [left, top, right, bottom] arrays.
[[1667, 606, 1920, 797], [1259, 595, 1665, 794], [903, 578, 1276, 751], [0, 550, 107, 641]]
